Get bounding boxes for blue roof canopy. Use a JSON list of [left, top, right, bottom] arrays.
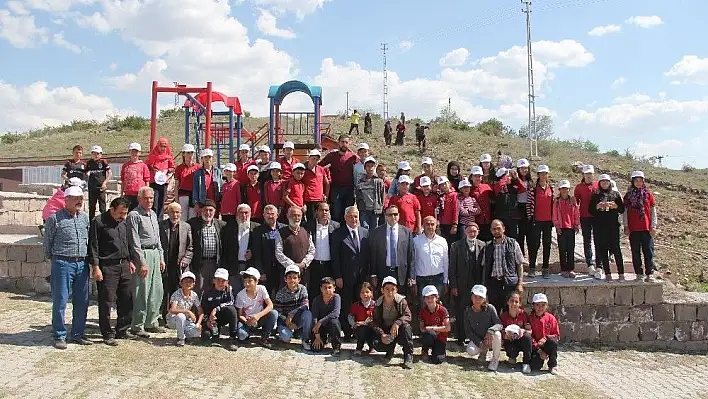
[[268, 80, 322, 105]]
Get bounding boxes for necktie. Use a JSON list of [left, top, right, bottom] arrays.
[[389, 227, 397, 266], [351, 229, 359, 252]]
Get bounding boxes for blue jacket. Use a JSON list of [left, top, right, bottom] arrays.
[[192, 167, 223, 204]]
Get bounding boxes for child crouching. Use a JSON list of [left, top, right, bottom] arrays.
[[419, 285, 450, 364], [349, 282, 376, 355], [274, 265, 313, 350], [529, 293, 560, 374], [236, 267, 278, 349], [500, 292, 532, 373], [371, 276, 414, 369], [167, 271, 203, 346], [464, 285, 503, 371], [200, 268, 239, 351]]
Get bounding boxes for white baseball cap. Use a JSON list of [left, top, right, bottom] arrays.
[[598, 174, 611, 181], [470, 166, 483, 176], [214, 268, 229, 281], [68, 177, 84, 187], [293, 163, 306, 170], [471, 284, 487, 298], [421, 157, 433, 165], [200, 148, 214, 158], [91, 145, 103, 154], [240, 266, 261, 280], [357, 143, 369, 151], [557, 179, 571, 189], [458, 178, 472, 189], [537, 165, 550, 173], [398, 175, 413, 184], [582, 165, 595, 174], [382, 276, 397, 286], [268, 162, 282, 170], [181, 144, 195, 153], [259, 145, 271, 153], [363, 156, 377, 165], [398, 161, 412, 171], [480, 153, 492, 163], [284, 265, 301, 275], [283, 141, 295, 149], [631, 170, 645, 179], [532, 293, 548, 303], [308, 149, 322, 157], [437, 176, 449, 185], [419, 176, 432, 187], [128, 142, 141, 151], [239, 144, 250, 151], [180, 271, 196, 282], [517, 158, 530, 168], [422, 285, 439, 297], [247, 165, 260, 173], [64, 186, 84, 198], [223, 163, 237, 172], [495, 167, 508, 178]]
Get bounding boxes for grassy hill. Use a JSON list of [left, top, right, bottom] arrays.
[[3, 112, 708, 290]]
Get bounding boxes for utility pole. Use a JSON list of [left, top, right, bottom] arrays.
[[346, 91, 349, 117], [381, 43, 389, 120], [173, 81, 180, 107], [656, 155, 664, 166], [522, 0, 538, 158]]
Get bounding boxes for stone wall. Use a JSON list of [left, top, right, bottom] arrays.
[[0, 192, 48, 226], [0, 242, 52, 294]]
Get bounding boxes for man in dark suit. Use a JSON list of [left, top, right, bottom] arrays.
[[331, 205, 369, 338], [222, 203, 260, 292], [368, 205, 413, 294], [305, 202, 340, 290], [187, 199, 225, 294], [159, 202, 193, 325], [449, 222, 485, 346], [250, 204, 284, 296]]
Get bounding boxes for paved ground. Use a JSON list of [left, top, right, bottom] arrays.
[[0, 292, 706, 399]]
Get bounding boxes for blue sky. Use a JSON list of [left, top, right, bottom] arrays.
[[0, 0, 706, 169]]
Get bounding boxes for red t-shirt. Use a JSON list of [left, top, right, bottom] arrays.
[[412, 174, 438, 195], [349, 300, 375, 323], [500, 310, 528, 330], [472, 183, 493, 225], [302, 164, 326, 202], [236, 160, 255, 185], [283, 178, 305, 208], [419, 304, 449, 342], [319, 150, 359, 188], [204, 168, 216, 201], [416, 192, 439, 220], [529, 311, 560, 348], [220, 180, 241, 215], [120, 161, 150, 196], [264, 180, 284, 207], [534, 185, 553, 222], [574, 181, 598, 218], [438, 191, 459, 225], [174, 163, 199, 192], [278, 156, 300, 181], [389, 193, 421, 231], [625, 190, 655, 232], [244, 183, 262, 219]]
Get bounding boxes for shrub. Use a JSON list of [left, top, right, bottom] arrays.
[[0, 133, 23, 145], [605, 149, 621, 157], [109, 115, 150, 131], [682, 163, 695, 172], [430, 130, 455, 145], [537, 140, 554, 157], [566, 138, 599, 153], [450, 120, 472, 131], [243, 110, 252, 118], [159, 108, 182, 119]]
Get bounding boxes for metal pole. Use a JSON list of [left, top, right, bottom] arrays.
[[346, 92, 349, 117], [150, 81, 158, 149], [381, 43, 389, 120], [205, 81, 213, 149], [522, 0, 538, 157]]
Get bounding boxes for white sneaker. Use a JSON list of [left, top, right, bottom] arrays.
[[302, 342, 312, 351], [488, 360, 499, 372], [646, 274, 657, 283], [522, 364, 531, 374], [594, 270, 604, 280], [507, 356, 517, 365], [550, 366, 559, 375], [176, 339, 185, 347], [587, 266, 596, 275]]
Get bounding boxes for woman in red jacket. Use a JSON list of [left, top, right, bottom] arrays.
[[623, 171, 657, 282], [470, 166, 494, 242], [174, 144, 199, 221], [553, 180, 580, 278], [526, 165, 553, 278], [144, 137, 175, 217]]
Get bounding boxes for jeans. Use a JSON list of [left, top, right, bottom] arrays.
[[51, 257, 90, 341], [359, 210, 379, 229], [131, 248, 164, 332], [150, 183, 166, 218], [329, 185, 355, 223], [312, 319, 343, 351], [203, 306, 239, 339], [88, 188, 106, 220], [530, 339, 558, 370], [167, 313, 200, 340], [373, 323, 414, 356], [629, 231, 655, 275], [421, 331, 447, 359], [353, 325, 375, 350], [580, 217, 595, 266], [529, 221, 553, 270], [237, 309, 278, 341], [466, 331, 501, 362], [504, 335, 533, 364], [96, 261, 133, 338], [557, 228, 576, 272], [277, 309, 313, 344], [594, 223, 624, 275]]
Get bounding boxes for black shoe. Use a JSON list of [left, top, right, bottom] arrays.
[[332, 347, 341, 356], [260, 338, 273, 349], [145, 326, 167, 334], [131, 330, 151, 339], [421, 346, 430, 357], [403, 354, 414, 369], [54, 339, 67, 350], [115, 331, 135, 340], [226, 340, 239, 352], [71, 337, 93, 345], [385, 350, 394, 360], [103, 337, 118, 346]]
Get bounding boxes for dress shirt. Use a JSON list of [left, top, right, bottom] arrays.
[[386, 223, 399, 267], [412, 233, 449, 283], [126, 206, 163, 266], [201, 222, 218, 259], [237, 223, 250, 261], [314, 222, 331, 261], [275, 228, 316, 268], [44, 208, 89, 258], [88, 211, 129, 265]]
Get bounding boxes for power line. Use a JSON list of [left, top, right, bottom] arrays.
[[523, 0, 538, 158]]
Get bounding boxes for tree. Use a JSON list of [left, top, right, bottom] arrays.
[[518, 114, 554, 140], [475, 118, 504, 136]]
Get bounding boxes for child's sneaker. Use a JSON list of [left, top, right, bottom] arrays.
[[260, 338, 272, 349], [226, 340, 239, 352], [302, 342, 312, 351], [487, 360, 499, 371], [507, 356, 517, 365], [176, 339, 185, 347], [568, 271, 576, 278], [522, 364, 531, 374], [618, 274, 626, 282], [542, 269, 551, 279], [353, 349, 362, 356], [587, 265, 596, 276], [550, 366, 559, 375], [527, 268, 536, 278], [646, 274, 657, 282], [594, 269, 604, 280], [605, 274, 614, 283], [636, 273, 645, 282]]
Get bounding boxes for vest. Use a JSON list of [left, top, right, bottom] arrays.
[[484, 237, 519, 286], [280, 226, 310, 263]]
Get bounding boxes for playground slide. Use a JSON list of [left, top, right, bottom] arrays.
[[320, 134, 338, 151]]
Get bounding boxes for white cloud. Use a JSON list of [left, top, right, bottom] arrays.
[[664, 55, 708, 85], [106, 59, 168, 90], [625, 15, 663, 28], [611, 76, 626, 88], [398, 40, 413, 52], [108, 62, 118, 71], [75, 11, 111, 33], [0, 81, 129, 133], [588, 24, 621, 36], [6, 1, 29, 15], [632, 137, 707, 169], [612, 93, 651, 104], [0, 8, 48, 48], [52, 31, 81, 53], [19, 0, 96, 12], [255, 9, 295, 39], [252, 0, 332, 19], [439, 48, 470, 67]]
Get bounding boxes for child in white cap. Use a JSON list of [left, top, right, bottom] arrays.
[[464, 284, 503, 371], [86, 145, 111, 219], [200, 268, 239, 351], [220, 163, 240, 226], [419, 285, 450, 364], [236, 267, 278, 348], [355, 156, 385, 229], [121, 143, 150, 210], [174, 143, 198, 221], [553, 180, 580, 278], [274, 265, 313, 350], [388, 175, 422, 233], [589, 174, 626, 281], [167, 271, 203, 346], [528, 293, 560, 374], [371, 276, 414, 369], [623, 171, 658, 282]]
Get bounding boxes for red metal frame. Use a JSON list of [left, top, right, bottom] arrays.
[[150, 80, 213, 149]]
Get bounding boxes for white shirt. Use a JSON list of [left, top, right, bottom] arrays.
[[386, 223, 399, 267], [237, 223, 250, 261], [236, 285, 269, 317], [314, 222, 331, 261], [412, 233, 449, 283]]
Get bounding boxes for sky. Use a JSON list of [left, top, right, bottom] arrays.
[[0, 0, 706, 169]]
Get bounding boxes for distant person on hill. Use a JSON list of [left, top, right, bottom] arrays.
[[121, 143, 150, 211], [364, 113, 372, 135], [348, 110, 361, 135], [623, 170, 657, 282], [415, 123, 429, 152], [383, 120, 393, 146], [174, 144, 199, 221], [395, 120, 406, 145], [400, 112, 406, 126], [61, 144, 87, 185], [86, 145, 111, 219], [145, 137, 175, 217]]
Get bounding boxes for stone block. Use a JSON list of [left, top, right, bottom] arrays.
[[559, 322, 575, 342], [675, 304, 697, 322], [525, 286, 545, 304], [579, 306, 597, 323], [0, 261, 8, 278], [8, 261, 21, 278], [674, 322, 692, 342], [656, 322, 676, 341], [667, 340, 708, 353], [0, 278, 13, 291], [20, 263, 35, 278], [557, 306, 581, 323], [585, 286, 614, 305], [607, 306, 631, 322], [575, 323, 600, 343], [25, 246, 45, 263], [691, 321, 708, 341], [639, 322, 658, 341], [629, 305, 653, 323], [698, 305, 708, 321], [6, 246, 26, 262], [617, 324, 640, 343], [599, 322, 619, 343], [0, 212, 9, 225], [545, 287, 560, 305], [559, 287, 585, 306], [16, 277, 34, 292], [28, 199, 45, 212], [35, 262, 50, 278], [632, 286, 645, 305], [614, 286, 633, 306], [652, 303, 675, 321], [0, 245, 7, 261], [33, 277, 50, 294], [644, 284, 663, 305], [592, 306, 610, 323]]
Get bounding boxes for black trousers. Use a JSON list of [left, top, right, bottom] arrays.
[[500, 218, 518, 240], [421, 331, 447, 358], [516, 205, 531, 255], [580, 217, 595, 266], [222, 214, 236, 226], [125, 195, 139, 211], [530, 339, 558, 370], [477, 223, 492, 243], [202, 306, 239, 339], [96, 261, 133, 338], [338, 282, 360, 336], [629, 231, 655, 275], [314, 319, 342, 351], [373, 323, 414, 356], [557, 228, 576, 272], [161, 264, 181, 321], [594, 222, 624, 274], [486, 278, 516, 314], [395, 132, 405, 145], [348, 123, 360, 135], [309, 260, 332, 292], [453, 292, 471, 343], [150, 183, 167, 217], [384, 132, 392, 146], [88, 188, 107, 220], [353, 325, 375, 350], [529, 221, 553, 270], [504, 335, 532, 364]]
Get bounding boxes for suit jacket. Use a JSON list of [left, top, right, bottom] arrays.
[[221, 221, 261, 274], [448, 237, 485, 296], [331, 225, 369, 286], [369, 223, 413, 286], [187, 216, 226, 273], [306, 219, 340, 246], [158, 219, 193, 269], [249, 222, 286, 276]]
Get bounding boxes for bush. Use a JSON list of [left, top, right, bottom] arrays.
[[108, 115, 150, 131], [566, 138, 599, 153], [243, 110, 251, 118], [682, 163, 695, 172], [430, 130, 455, 145], [605, 149, 621, 157], [0, 133, 23, 145], [159, 108, 182, 119], [450, 120, 472, 131], [537, 140, 554, 157]]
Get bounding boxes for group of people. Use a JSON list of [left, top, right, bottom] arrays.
[[42, 132, 659, 374]]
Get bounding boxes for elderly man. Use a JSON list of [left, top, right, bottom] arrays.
[[319, 135, 359, 222], [306, 202, 340, 290], [483, 219, 526, 312], [331, 205, 369, 339], [187, 199, 226, 294], [127, 186, 166, 338], [275, 207, 315, 289], [251, 204, 285, 295], [369, 205, 413, 294], [44, 185, 91, 349], [449, 222, 486, 346], [159, 202, 193, 325], [223, 203, 260, 291], [89, 196, 134, 346], [410, 216, 449, 301]]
